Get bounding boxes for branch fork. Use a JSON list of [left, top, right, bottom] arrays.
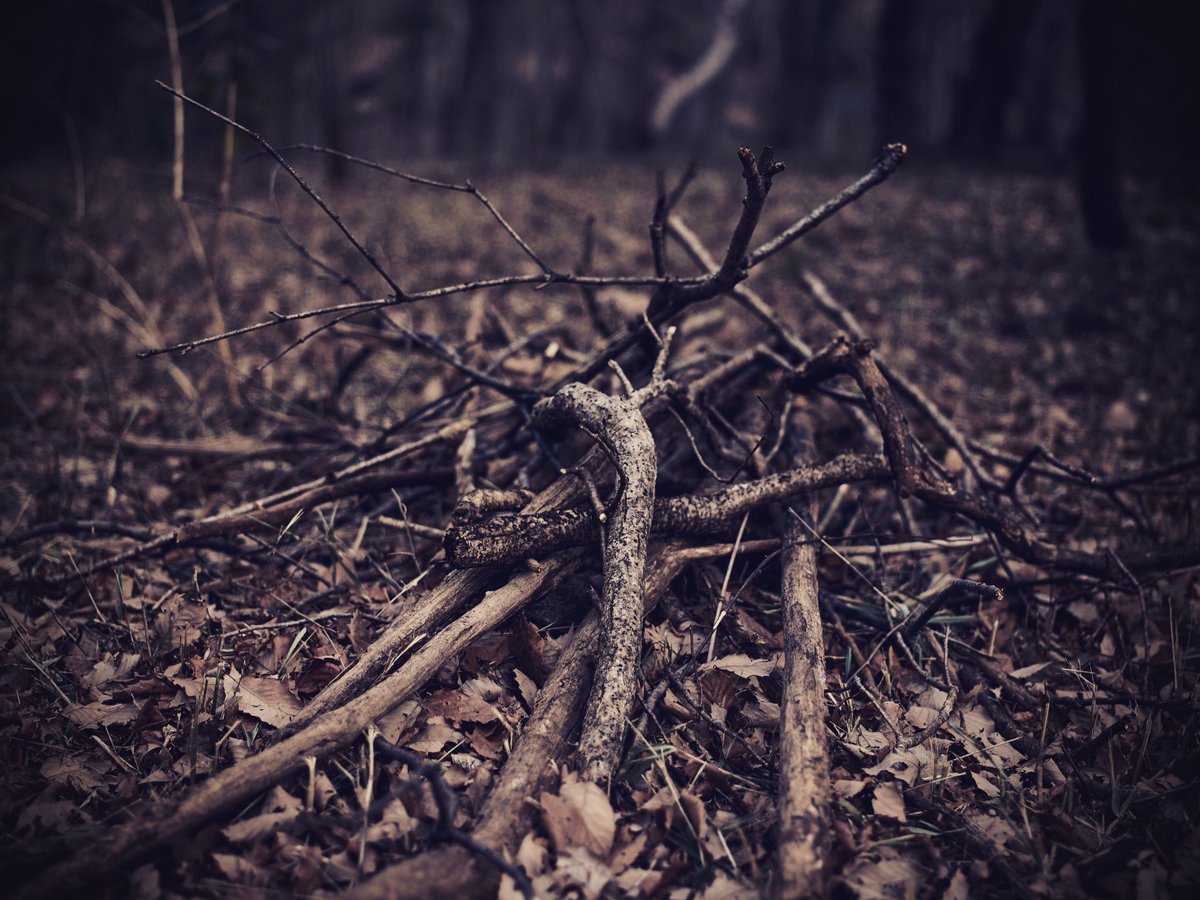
[[530, 330, 677, 783]]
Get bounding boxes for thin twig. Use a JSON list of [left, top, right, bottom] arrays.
[[749, 144, 907, 267], [155, 81, 404, 297]]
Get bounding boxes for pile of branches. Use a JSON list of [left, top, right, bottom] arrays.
[[5, 88, 1199, 899]]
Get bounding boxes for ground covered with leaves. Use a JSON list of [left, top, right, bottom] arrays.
[[2, 149, 1199, 898]]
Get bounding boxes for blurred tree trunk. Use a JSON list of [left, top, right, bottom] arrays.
[[1074, 0, 1129, 250], [451, 0, 505, 156], [948, 0, 1036, 158], [771, 0, 839, 149], [316, 1, 348, 179], [874, 0, 918, 149]]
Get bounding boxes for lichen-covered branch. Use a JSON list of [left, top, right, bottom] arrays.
[[532, 376, 659, 783], [444, 453, 888, 567]]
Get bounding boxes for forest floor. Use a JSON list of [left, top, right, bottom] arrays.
[[1, 148, 1198, 898]]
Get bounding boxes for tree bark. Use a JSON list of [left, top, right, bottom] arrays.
[[773, 502, 832, 897]]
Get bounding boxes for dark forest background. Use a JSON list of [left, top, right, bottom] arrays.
[[5, 1, 1200, 200]]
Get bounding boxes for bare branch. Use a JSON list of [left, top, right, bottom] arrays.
[[155, 81, 404, 297], [749, 144, 908, 267]]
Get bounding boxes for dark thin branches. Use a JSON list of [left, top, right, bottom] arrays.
[[749, 143, 907, 267], [268, 144, 553, 275], [155, 81, 404, 297], [370, 737, 535, 899]]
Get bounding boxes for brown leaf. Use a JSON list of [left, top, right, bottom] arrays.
[[40, 755, 110, 792], [62, 701, 140, 730], [864, 749, 925, 786], [211, 852, 269, 885], [348, 610, 372, 654], [540, 778, 616, 858], [422, 688, 498, 724], [872, 782, 907, 821], [553, 846, 614, 898], [376, 700, 421, 744], [699, 653, 777, 678], [834, 779, 869, 799], [222, 786, 303, 843], [406, 722, 465, 754], [843, 848, 924, 899], [678, 790, 707, 839], [513, 668, 540, 709], [231, 674, 304, 728], [970, 770, 1002, 799]]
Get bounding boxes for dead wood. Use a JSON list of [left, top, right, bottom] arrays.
[[801, 270, 998, 491], [341, 541, 694, 899], [531, 354, 667, 783], [774, 500, 833, 900], [788, 335, 1200, 578], [13, 554, 584, 900], [10, 109, 1196, 900], [445, 452, 888, 566]]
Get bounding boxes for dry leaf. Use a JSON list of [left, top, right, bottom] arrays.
[[834, 779, 869, 799], [699, 653, 776, 678], [843, 848, 924, 899], [540, 778, 616, 858], [553, 846, 614, 899], [422, 687, 498, 724], [232, 674, 304, 728], [62, 701, 139, 730], [698, 870, 760, 899], [513, 668, 540, 708], [678, 790, 707, 839], [905, 705, 940, 729], [872, 781, 907, 821], [970, 770, 1002, 798], [864, 749, 924, 786]]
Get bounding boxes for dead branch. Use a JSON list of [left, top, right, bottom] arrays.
[[294, 360, 767, 734], [649, 145, 785, 318], [444, 452, 889, 567], [788, 336, 1200, 578], [530, 336, 672, 783], [748, 143, 908, 267], [13, 554, 584, 900], [774, 501, 832, 899], [265, 143, 553, 274], [341, 540, 695, 899], [801, 270, 998, 491], [156, 81, 403, 297]]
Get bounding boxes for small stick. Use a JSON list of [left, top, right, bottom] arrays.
[[774, 499, 832, 898], [749, 144, 907, 267]]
